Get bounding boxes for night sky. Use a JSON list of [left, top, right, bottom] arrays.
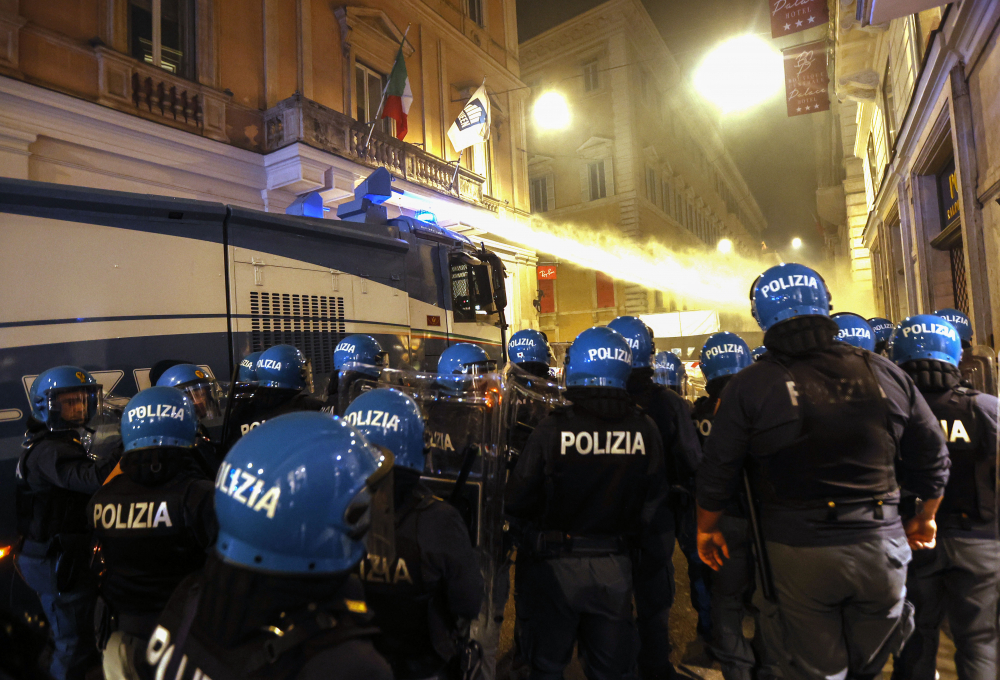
[[517, 0, 827, 254]]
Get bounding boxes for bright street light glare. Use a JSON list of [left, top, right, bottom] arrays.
[[533, 91, 571, 130], [791, 237, 803, 249], [717, 238, 733, 254], [694, 35, 783, 114]]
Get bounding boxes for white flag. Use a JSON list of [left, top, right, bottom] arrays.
[[447, 84, 491, 153]]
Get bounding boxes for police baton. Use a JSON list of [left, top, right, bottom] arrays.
[[743, 470, 777, 602]]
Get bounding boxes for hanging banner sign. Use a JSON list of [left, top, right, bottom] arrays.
[[783, 40, 830, 117], [770, 0, 829, 38], [537, 265, 558, 280]]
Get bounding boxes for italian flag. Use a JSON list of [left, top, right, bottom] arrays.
[[381, 47, 412, 140]]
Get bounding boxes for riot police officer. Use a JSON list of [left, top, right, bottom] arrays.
[[156, 363, 225, 474], [934, 308, 974, 348], [653, 351, 686, 396], [325, 334, 387, 414], [696, 263, 950, 680], [224, 344, 323, 447], [868, 317, 894, 355], [89, 387, 216, 680], [145, 411, 394, 680], [15, 366, 118, 680], [608, 315, 702, 679], [890, 316, 999, 680], [426, 343, 496, 473], [506, 326, 668, 680], [344, 388, 484, 679], [692, 333, 771, 680], [832, 312, 876, 352]]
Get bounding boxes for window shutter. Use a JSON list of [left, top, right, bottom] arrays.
[[596, 271, 616, 308], [546, 174, 556, 211], [604, 157, 615, 197], [581, 163, 592, 202], [538, 279, 556, 314]]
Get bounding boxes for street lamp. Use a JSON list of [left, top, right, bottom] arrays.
[[717, 238, 733, 254], [694, 35, 783, 113], [791, 237, 803, 250], [533, 91, 570, 130]]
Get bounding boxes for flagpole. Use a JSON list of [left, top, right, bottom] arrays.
[[450, 77, 486, 193], [362, 23, 411, 154]]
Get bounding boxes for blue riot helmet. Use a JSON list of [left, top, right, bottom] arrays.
[[237, 351, 262, 384], [750, 263, 831, 331], [565, 327, 633, 389], [653, 351, 684, 388], [156, 363, 223, 420], [868, 318, 893, 351], [752, 346, 767, 362], [29, 366, 102, 431], [700, 333, 752, 382], [333, 335, 387, 371], [832, 313, 876, 352], [120, 386, 198, 451], [256, 344, 310, 391], [507, 329, 552, 367], [215, 412, 394, 574], [344, 389, 425, 472], [438, 343, 494, 375], [607, 316, 654, 368], [934, 308, 973, 345], [891, 315, 962, 367]]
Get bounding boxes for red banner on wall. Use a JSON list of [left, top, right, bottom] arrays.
[[770, 0, 829, 38], [537, 265, 557, 280], [783, 40, 830, 117]]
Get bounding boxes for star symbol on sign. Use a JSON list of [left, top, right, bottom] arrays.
[[808, 15, 816, 23], [796, 19, 803, 27], [784, 23, 791, 30], [796, 107, 802, 112]]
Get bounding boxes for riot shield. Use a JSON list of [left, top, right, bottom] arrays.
[[500, 363, 567, 471], [332, 363, 385, 416], [84, 393, 128, 463], [960, 345, 997, 395]]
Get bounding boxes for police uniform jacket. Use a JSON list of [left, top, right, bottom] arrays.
[[697, 341, 949, 547], [908, 361, 999, 539], [224, 390, 324, 449], [146, 555, 393, 680], [358, 468, 483, 677], [16, 427, 118, 548], [88, 450, 216, 635], [627, 368, 702, 489], [505, 387, 668, 551]]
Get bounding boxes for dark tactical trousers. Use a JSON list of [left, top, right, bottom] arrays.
[[633, 527, 676, 678], [892, 535, 1000, 680], [710, 515, 779, 680], [518, 554, 637, 680], [16, 554, 99, 680], [755, 536, 915, 680]]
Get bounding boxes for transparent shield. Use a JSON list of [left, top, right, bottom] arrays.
[[961, 345, 997, 395], [500, 362, 568, 471], [85, 392, 126, 461]]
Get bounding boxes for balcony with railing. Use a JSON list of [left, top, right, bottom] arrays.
[[263, 94, 488, 207], [94, 47, 229, 143]]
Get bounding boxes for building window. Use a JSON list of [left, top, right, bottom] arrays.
[[356, 62, 394, 137], [538, 278, 555, 314], [468, 0, 484, 27], [587, 160, 607, 200], [867, 133, 879, 193], [664, 180, 675, 217], [596, 271, 615, 308], [128, 0, 196, 79], [530, 176, 549, 213], [583, 61, 600, 92], [882, 57, 897, 150]]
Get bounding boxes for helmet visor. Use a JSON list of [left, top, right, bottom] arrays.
[[181, 380, 223, 420], [363, 446, 395, 564], [47, 384, 101, 430]]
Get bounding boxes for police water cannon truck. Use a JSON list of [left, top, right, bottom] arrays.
[[0, 171, 508, 634]]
